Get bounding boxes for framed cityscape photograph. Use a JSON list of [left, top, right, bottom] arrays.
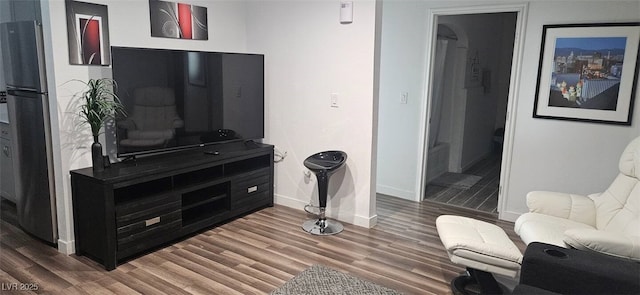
[[533, 22, 640, 125]]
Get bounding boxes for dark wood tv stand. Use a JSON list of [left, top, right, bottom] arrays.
[[70, 142, 274, 270]]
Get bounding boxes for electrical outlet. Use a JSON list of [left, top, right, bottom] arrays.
[[401, 92, 408, 104]]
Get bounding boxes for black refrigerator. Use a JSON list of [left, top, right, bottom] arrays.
[[0, 21, 57, 244]]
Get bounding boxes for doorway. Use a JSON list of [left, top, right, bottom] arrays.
[[421, 11, 520, 214]]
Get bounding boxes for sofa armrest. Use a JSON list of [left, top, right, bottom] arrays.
[[519, 242, 640, 294], [526, 191, 597, 226], [172, 117, 184, 128], [117, 118, 136, 130], [564, 228, 640, 261]]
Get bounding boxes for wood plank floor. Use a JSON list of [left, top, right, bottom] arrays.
[[425, 153, 501, 214], [0, 194, 525, 294]]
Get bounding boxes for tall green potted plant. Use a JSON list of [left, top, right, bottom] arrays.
[[77, 78, 125, 172]]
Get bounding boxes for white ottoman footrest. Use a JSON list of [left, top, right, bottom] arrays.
[[436, 215, 523, 278]]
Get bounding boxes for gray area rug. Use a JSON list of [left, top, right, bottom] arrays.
[[271, 264, 402, 295], [430, 172, 482, 190]]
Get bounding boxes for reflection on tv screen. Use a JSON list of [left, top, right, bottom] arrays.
[[111, 47, 264, 157]]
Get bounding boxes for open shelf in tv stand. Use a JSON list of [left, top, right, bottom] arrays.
[[70, 142, 274, 270]]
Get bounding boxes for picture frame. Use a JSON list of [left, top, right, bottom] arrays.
[[466, 50, 482, 88], [149, 0, 208, 40], [533, 22, 640, 125], [65, 0, 110, 66]]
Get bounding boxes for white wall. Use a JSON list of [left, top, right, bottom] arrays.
[[245, 0, 379, 227], [376, 1, 428, 200], [40, 0, 249, 253], [502, 0, 640, 219], [377, 0, 640, 220]]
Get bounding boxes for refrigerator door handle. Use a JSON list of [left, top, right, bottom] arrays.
[[33, 22, 48, 93]]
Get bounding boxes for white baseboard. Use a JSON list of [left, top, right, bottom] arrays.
[[353, 213, 377, 228], [274, 193, 377, 228], [274, 193, 308, 210], [499, 210, 521, 222], [57, 238, 75, 255], [376, 184, 414, 200]]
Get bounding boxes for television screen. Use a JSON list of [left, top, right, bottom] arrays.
[[111, 46, 264, 157]]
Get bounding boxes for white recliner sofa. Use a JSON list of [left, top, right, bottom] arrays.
[[515, 136, 640, 262]]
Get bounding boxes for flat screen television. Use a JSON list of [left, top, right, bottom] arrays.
[[110, 46, 264, 157]]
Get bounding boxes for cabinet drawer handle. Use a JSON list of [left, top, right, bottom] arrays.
[[247, 186, 258, 194], [2, 146, 9, 157], [145, 217, 161, 227]]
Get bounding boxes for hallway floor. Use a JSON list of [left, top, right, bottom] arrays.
[[423, 153, 501, 214]]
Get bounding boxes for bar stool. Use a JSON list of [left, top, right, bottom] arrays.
[[302, 150, 348, 235]]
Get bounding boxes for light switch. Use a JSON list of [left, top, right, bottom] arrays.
[[401, 92, 408, 104], [340, 1, 353, 24], [331, 93, 339, 108]]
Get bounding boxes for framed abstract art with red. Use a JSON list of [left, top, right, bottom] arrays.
[[65, 0, 110, 66], [149, 0, 208, 40]]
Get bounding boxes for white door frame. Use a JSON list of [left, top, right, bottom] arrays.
[[417, 3, 529, 221]]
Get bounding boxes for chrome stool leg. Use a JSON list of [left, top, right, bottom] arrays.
[[302, 163, 344, 235], [303, 207, 344, 235]]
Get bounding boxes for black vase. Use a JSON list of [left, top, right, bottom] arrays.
[[91, 140, 104, 172]]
